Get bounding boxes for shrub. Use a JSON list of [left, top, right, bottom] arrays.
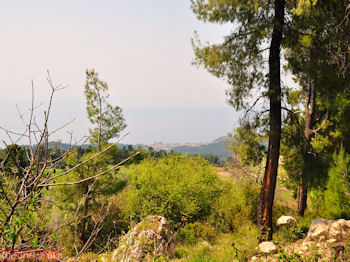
[[324, 148, 350, 219], [208, 179, 260, 232], [310, 148, 350, 219], [121, 154, 222, 227], [177, 222, 216, 244]]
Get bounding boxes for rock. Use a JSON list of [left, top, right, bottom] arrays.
[[258, 241, 278, 254], [199, 241, 212, 248], [327, 238, 337, 244], [302, 242, 309, 251], [111, 215, 175, 262], [276, 215, 297, 227], [307, 218, 350, 242]]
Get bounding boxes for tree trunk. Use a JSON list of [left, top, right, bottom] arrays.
[[257, 0, 285, 242], [80, 183, 90, 244], [297, 184, 307, 216], [297, 81, 316, 216]]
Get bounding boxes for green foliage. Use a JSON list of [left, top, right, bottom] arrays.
[[121, 154, 222, 226], [174, 226, 258, 262], [279, 93, 305, 190], [277, 248, 302, 262], [201, 154, 221, 166], [1, 144, 29, 179], [41, 69, 129, 253], [280, 0, 350, 211], [227, 120, 266, 166], [177, 222, 216, 244], [277, 247, 321, 262], [84, 69, 126, 146], [208, 179, 260, 232], [323, 148, 350, 218], [295, 0, 318, 16], [0, 145, 41, 248], [280, 110, 328, 193], [1, 194, 42, 249], [275, 226, 304, 245], [191, 0, 274, 110], [310, 148, 350, 219], [296, 214, 318, 237], [46, 146, 128, 253]]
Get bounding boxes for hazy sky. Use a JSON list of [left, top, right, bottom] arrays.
[[1, 0, 240, 144]]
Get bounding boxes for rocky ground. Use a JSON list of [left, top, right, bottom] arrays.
[[252, 218, 350, 261]]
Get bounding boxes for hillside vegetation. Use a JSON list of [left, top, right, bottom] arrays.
[[171, 137, 232, 161], [1, 1, 350, 261]]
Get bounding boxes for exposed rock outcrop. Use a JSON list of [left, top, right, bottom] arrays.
[[276, 215, 297, 228], [258, 241, 278, 254], [307, 218, 350, 242], [112, 215, 175, 262]]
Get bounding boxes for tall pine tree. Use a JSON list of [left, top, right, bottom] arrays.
[[191, 0, 286, 240]]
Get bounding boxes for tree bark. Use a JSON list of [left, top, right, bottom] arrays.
[[297, 81, 316, 216], [80, 183, 90, 244], [257, 0, 285, 242], [297, 184, 307, 216]]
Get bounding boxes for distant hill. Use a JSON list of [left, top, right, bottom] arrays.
[[47, 141, 90, 151], [46, 141, 130, 150], [45, 136, 232, 161], [171, 136, 232, 161]]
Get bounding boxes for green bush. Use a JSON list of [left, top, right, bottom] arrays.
[[208, 179, 260, 232], [121, 154, 222, 226], [177, 222, 216, 244], [324, 148, 350, 219], [310, 148, 350, 219]]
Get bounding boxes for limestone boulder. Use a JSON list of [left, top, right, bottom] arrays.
[[276, 215, 297, 228], [258, 241, 278, 254], [112, 215, 175, 262], [307, 218, 350, 242]]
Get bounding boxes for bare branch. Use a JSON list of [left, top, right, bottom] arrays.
[[40, 151, 139, 187], [40, 131, 130, 185]]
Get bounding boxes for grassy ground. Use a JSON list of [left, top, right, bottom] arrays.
[[214, 167, 233, 180], [275, 188, 297, 209], [171, 224, 259, 262]]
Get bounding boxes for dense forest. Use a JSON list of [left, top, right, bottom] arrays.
[[1, 0, 350, 261]]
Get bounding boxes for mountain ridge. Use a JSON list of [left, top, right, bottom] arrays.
[[45, 136, 232, 161]]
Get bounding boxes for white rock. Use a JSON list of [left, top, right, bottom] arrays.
[[258, 241, 278, 254], [327, 238, 337, 244], [302, 242, 309, 251], [111, 215, 175, 262], [251, 255, 258, 261], [276, 216, 297, 227], [307, 219, 350, 242], [199, 241, 212, 248]]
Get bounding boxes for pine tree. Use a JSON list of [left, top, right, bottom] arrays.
[[191, 0, 286, 240], [282, 0, 350, 215], [323, 148, 350, 219], [84, 69, 126, 150]]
